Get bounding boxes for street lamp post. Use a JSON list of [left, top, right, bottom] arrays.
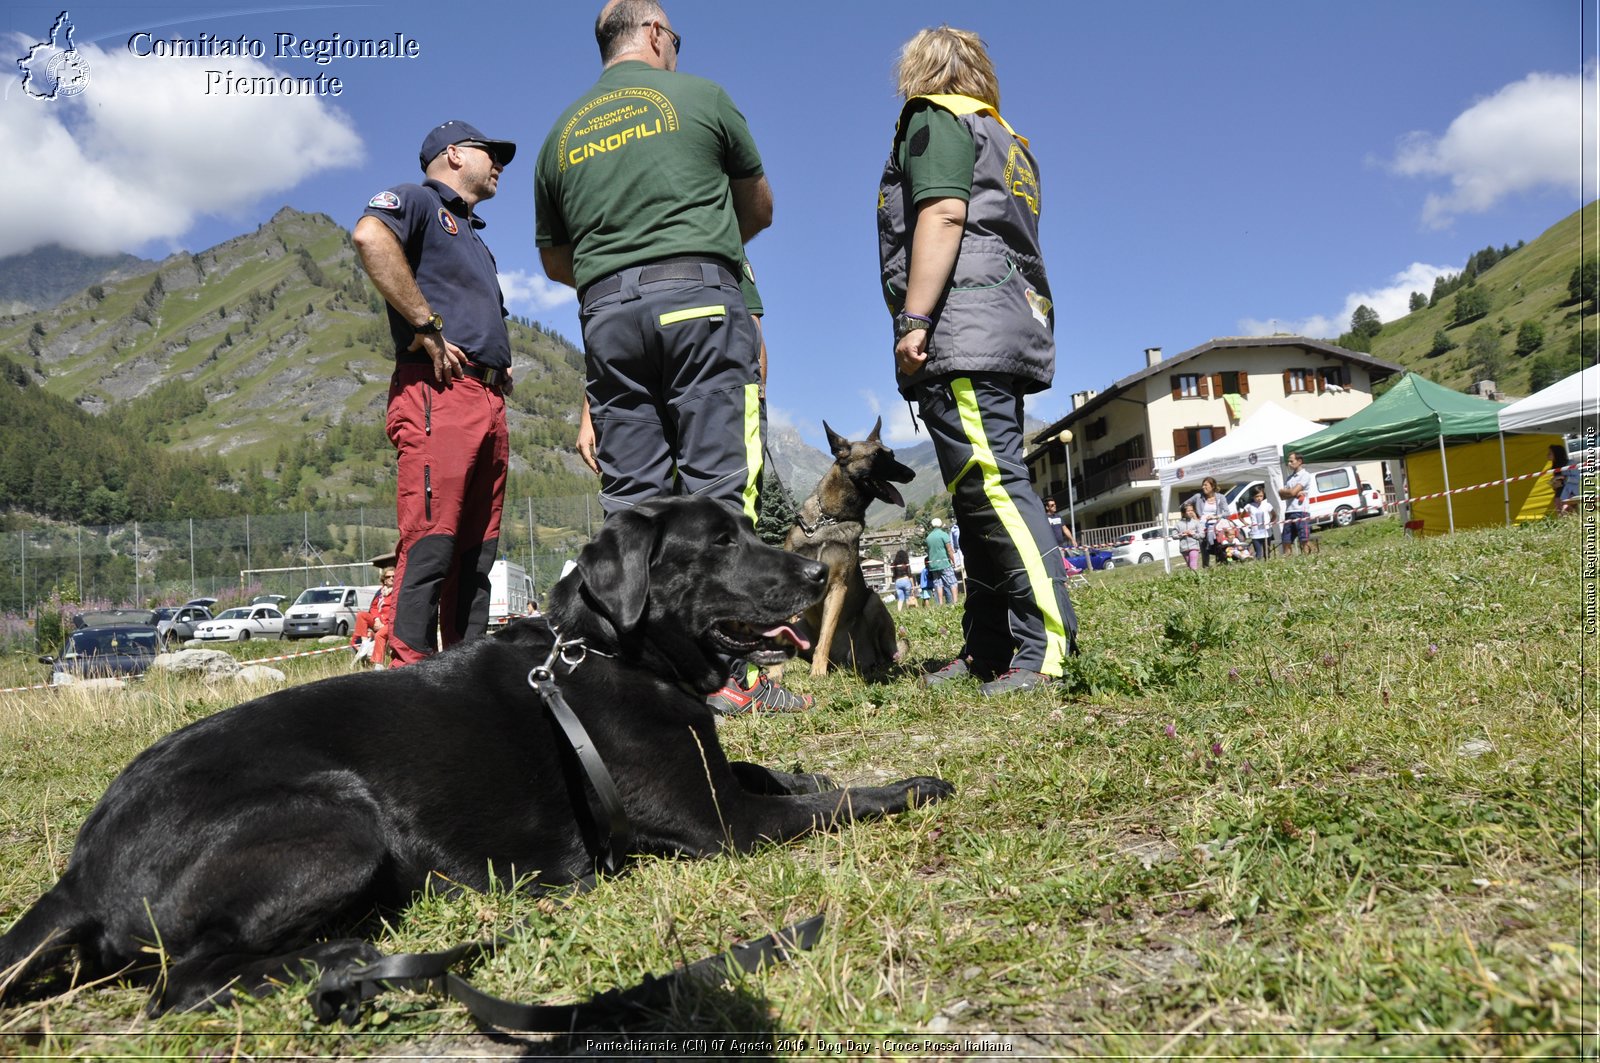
[[1058, 430, 1077, 544]]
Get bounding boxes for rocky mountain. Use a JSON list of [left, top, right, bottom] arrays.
[[0, 208, 597, 508], [0, 245, 155, 315]]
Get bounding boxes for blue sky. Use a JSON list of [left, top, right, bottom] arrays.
[[2, 1, 1592, 453]]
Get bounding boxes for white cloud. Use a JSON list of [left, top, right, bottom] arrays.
[[1390, 67, 1594, 229], [1240, 261, 1456, 339], [498, 269, 576, 313], [860, 388, 921, 445], [0, 39, 362, 256]]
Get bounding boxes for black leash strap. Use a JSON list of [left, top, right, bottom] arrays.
[[308, 913, 825, 1030], [527, 638, 633, 874]]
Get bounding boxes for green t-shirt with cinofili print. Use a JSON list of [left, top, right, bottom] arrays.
[[535, 60, 764, 293]]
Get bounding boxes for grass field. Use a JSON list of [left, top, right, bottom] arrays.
[[0, 515, 1593, 1059]]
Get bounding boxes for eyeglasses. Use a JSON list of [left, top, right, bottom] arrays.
[[644, 19, 682, 53]]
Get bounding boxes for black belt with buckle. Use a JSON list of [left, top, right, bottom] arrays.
[[580, 256, 739, 305], [460, 362, 506, 387], [397, 355, 507, 387]]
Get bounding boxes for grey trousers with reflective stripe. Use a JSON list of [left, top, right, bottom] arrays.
[[580, 264, 763, 523], [911, 372, 1078, 676]]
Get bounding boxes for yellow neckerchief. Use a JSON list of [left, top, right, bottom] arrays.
[[905, 93, 1029, 148]]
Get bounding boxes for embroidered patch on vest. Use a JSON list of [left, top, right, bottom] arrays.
[[367, 191, 400, 210], [437, 208, 458, 235], [1026, 289, 1052, 327]]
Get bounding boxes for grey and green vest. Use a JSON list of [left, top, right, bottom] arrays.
[[878, 94, 1056, 398]]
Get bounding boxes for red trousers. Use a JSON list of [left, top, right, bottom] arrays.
[[385, 365, 508, 665]]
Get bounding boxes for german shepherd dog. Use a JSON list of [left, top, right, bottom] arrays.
[[0, 497, 952, 1015], [783, 419, 915, 678]]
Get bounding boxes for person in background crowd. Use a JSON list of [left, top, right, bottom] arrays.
[[924, 518, 957, 606], [1183, 477, 1229, 568], [1175, 501, 1204, 571], [1549, 444, 1578, 515], [891, 548, 915, 612], [1279, 451, 1314, 555], [1244, 485, 1274, 561], [352, 567, 396, 669]]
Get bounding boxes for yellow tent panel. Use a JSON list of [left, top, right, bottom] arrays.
[[1405, 434, 1562, 531]]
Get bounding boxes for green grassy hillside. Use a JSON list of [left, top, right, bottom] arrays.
[[0, 209, 597, 516], [1361, 200, 1597, 396]]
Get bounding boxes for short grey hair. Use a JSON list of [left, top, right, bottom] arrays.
[[596, 0, 665, 62]]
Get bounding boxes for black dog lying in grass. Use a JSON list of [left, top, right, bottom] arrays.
[[0, 497, 953, 1014]]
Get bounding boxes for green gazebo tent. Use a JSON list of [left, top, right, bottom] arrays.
[[1285, 373, 1508, 532]]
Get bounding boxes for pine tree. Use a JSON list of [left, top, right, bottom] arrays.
[[1569, 255, 1598, 307], [1514, 320, 1545, 358]]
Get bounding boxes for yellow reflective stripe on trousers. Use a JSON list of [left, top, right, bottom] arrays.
[[659, 305, 726, 326], [742, 382, 762, 524], [950, 377, 1068, 675]]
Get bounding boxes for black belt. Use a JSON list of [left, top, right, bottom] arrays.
[[397, 356, 507, 388], [580, 256, 738, 304], [459, 362, 506, 387]]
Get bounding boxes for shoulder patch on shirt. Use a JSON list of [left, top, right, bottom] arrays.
[[367, 191, 401, 210], [436, 208, 459, 235]]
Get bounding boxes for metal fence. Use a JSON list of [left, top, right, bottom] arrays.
[[0, 494, 608, 651]]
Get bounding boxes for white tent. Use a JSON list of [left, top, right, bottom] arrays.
[[1157, 402, 1326, 570], [1499, 363, 1600, 435]]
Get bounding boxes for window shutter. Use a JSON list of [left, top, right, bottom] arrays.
[[1173, 428, 1190, 457], [1282, 369, 1292, 393], [1198, 375, 1211, 399], [1170, 376, 1181, 400], [1238, 372, 1250, 397], [1214, 424, 1227, 439], [1211, 373, 1224, 397]]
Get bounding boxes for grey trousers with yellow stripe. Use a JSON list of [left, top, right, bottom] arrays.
[[580, 263, 763, 522], [912, 372, 1078, 676]]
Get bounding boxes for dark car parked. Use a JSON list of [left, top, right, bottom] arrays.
[[40, 624, 163, 684], [71, 609, 157, 630]]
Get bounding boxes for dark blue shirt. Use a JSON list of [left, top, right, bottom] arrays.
[[360, 178, 511, 370]]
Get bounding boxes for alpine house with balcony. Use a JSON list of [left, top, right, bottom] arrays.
[[1025, 337, 1403, 533]]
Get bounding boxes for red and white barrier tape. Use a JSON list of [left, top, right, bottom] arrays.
[[1208, 464, 1579, 533], [1378, 462, 1579, 509]]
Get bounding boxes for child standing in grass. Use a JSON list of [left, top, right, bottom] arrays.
[[1244, 486, 1273, 560], [1176, 502, 1204, 571]]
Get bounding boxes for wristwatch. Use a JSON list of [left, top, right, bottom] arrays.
[[414, 311, 444, 335], [894, 311, 932, 338]]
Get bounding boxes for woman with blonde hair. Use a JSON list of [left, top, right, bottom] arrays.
[[879, 26, 1075, 697]]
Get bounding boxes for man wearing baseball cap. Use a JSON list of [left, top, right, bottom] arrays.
[[352, 120, 516, 665]]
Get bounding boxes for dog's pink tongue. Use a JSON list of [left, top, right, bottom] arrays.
[[763, 623, 810, 651]]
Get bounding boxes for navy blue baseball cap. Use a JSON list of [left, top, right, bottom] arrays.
[[418, 120, 516, 172]]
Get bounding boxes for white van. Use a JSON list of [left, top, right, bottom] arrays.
[[283, 584, 378, 640], [488, 560, 537, 627], [1223, 465, 1383, 529]]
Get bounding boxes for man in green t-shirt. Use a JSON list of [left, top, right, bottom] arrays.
[[924, 519, 958, 606], [535, 0, 771, 519], [538, 1, 808, 714]]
